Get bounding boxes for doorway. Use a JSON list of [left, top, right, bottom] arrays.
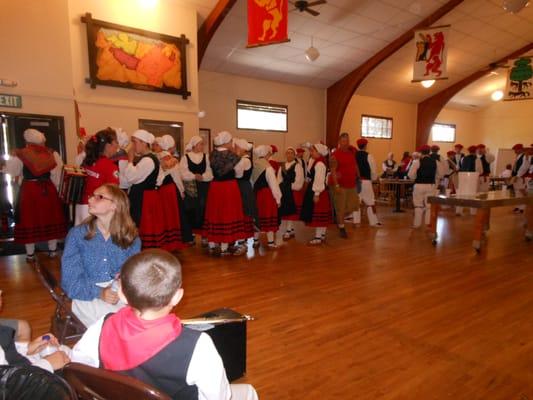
[[0, 112, 66, 247], [138, 119, 183, 157]]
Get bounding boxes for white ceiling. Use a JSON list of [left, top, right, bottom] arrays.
[[357, 0, 533, 108], [198, 0, 533, 108]]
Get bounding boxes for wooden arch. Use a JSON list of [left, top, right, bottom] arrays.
[[198, 0, 238, 66], [415, 43, 533, 147], [325, 0, 464, 147]]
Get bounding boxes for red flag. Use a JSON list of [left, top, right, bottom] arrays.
[[247, 0, 288, 48]]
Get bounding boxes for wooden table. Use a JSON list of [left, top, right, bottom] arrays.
[[379, 178, 414, 212], [427, 191, 533, 252], [489, 177, 510, 191]]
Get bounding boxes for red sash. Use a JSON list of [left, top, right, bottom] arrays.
[[16, 144, 56, 176]]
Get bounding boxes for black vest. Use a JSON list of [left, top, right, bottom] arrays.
[[430, 153, 441, 162], [253, 171, 269, 192], [238, 157, 253, 181], [281, 162, 297, 185], [480, 155, 490, 175], [99, 325, 201, 400], [356, 151, 371, 180], [128, 153, 160, 226], [186, 153, 207, 175], [460, 154, 477, 172], [512, 154, 524, 177], [415, 156, 437, 184], [210, 150, 238, 181]]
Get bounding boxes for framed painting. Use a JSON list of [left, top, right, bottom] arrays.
[[199, 128, 211, 152], [81, 13, 191, 99]]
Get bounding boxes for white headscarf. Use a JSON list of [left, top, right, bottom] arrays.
[[185, 135, 203, 152], [114, 128, 130, 148], [254, 145, 271, 158], [234, 138, 252, 151], [158, 135, 175, 151], [23, 129, 46, 144], [214, 131, 232, 146], [314, 143, 329, 157], [132, 129, 155, 145]]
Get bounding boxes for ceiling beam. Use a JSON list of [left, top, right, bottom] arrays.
[[198, 0, 238, 66], [415, 43, 533, 147], [325, 0, 464, 147]]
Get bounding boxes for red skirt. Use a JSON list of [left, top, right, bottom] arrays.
[[243, 215, 255, 238], [139, 184, 186, 251], [15, 180, 66, 244], [255, 187, 280, 232], [306, 190, 332, 228], [284, 189, 304, 221], [204, 180, 247, 243]]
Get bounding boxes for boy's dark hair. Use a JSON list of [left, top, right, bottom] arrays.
[[120, 249, 182, 312]]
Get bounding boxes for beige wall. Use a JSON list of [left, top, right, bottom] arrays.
[[431, 107, 481, 150], [198, 70, 325, 161], [1, 0, 200, 163], [340, 95, 417, 164], [477, 100, 532, 150]]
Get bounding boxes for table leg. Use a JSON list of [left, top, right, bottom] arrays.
[[393, 183, 404, 213], [525, 204, 533, 242], [429, 203, 439, 245], [473, 208, 488, 252]]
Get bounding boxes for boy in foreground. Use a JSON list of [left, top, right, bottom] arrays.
[[72, 249, 257, 400]]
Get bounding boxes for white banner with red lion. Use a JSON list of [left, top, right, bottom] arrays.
[[412, 25, 450, 82]]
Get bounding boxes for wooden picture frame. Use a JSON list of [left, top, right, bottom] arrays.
[[81, 13, 191, 99], [199, 128, 211, 152]]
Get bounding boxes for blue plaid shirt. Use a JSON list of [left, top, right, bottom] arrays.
[[61, 225, 141, 301]]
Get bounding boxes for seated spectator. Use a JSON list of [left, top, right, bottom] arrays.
[[0, 290, 70, 372], [61, 184, 141, 327], [72, 249, 258, 400], [500, 164, 513, 178]]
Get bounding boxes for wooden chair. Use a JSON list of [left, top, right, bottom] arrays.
[[63, 363, 171, 400], [32, 260, 87, 344]]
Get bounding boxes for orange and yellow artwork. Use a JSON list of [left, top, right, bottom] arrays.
[[94, 27, 182, 90]]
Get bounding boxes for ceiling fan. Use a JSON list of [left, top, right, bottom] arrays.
[[291, 0, 327, 17]]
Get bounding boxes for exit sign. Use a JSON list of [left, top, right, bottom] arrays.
[[0, 94, 22, 108]]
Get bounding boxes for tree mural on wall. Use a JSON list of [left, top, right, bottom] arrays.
[[506, 57, 532, 100]]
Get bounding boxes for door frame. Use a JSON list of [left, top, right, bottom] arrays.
[[0, 111, 67, 162]]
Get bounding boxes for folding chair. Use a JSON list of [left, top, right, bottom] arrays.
[[63, 363, 171, 400], [32, 260, 86, 344]]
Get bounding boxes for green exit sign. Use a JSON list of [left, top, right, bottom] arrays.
[[0, 94, 22, 108]]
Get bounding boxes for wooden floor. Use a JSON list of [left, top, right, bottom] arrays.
[[2, 206, 533, 399]]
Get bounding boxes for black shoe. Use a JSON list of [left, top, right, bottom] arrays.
[[339, 227, 348, 238]]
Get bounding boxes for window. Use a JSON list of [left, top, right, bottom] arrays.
[[431, 123, 456, 143], [361, 115, 392, 139], [237, 100, 287, 132]]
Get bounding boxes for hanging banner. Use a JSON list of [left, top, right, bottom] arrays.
[[504, 56, 533, 101], [247, 0, 289, 48], [412, 25, 450, 82]]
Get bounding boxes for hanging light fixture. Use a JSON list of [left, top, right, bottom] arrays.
[[421, 80, 435, 88], [491, 90, 504, 101], [305, 37, 320, 62]]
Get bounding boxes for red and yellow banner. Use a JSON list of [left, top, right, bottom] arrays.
[[247, 0, 288, 48]]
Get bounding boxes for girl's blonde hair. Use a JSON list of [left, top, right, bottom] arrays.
[[84, 184, 138, 249]]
